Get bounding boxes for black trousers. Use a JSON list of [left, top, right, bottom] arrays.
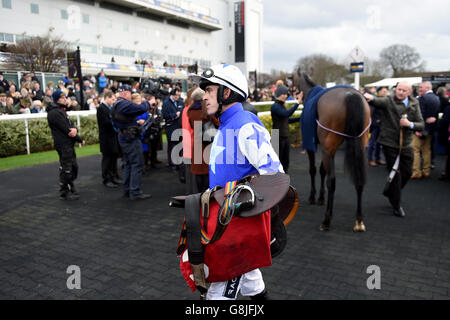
[[192, 174, 209, 194], [101, 152, 119, 184], [167, 140, 178, 168], [56, 144, 78, 195], [279, 137, 290, 173], [149, 138, 158, 163], [382, 145, 413, 209], [445, 144, 450, 176]]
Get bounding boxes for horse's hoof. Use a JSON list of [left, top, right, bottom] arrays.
[[317, 198, 325, 206], [320, 224, 330, 231], [309, 198, 316, 205], [353, 221, 366, 232]]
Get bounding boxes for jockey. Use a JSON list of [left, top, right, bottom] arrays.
[[191, 64, 284, 300]]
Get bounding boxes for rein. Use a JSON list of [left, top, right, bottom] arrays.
[[316, 118, 372, 139]]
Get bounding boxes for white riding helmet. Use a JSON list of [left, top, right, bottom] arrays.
[[190, 64, 248, 100]]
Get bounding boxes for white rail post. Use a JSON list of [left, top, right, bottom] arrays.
[[24, 118, 30, 155], [76, 114, 81, 147]]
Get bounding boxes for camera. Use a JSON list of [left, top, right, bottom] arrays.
[[139, 78, 161, 97], [142, 113, 162, 144], [139, 77, 171, 99]]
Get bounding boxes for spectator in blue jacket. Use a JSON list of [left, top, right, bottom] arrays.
[[98, 71, 108, 94], [113, 85, 151, 200]]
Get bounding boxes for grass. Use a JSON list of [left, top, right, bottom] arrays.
[[0, 144, 101, 172], [0, 134, 169, 172]]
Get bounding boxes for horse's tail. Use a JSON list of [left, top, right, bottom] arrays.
[[344, 91, 367, 188]]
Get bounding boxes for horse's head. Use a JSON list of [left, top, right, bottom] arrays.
[[296, 67, 316, 102]]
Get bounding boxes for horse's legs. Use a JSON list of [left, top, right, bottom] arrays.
[[307, 150, 316, 204], [320, 154, 336, 231], [318, 161, 326, 205], [353, 184, 366, 232]]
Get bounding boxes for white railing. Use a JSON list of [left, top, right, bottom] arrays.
[[0, 101, 304, 156], [0, 110, 96, 155]]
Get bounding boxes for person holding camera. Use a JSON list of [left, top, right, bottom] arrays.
[[411, 81, 440, 179], [136, 93, 160, 170], [113, 85, 151, 200], [364, 82, 424, 217], [162, 87, 184, 170]]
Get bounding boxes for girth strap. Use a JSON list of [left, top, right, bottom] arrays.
[[185, 193, 203, 264]]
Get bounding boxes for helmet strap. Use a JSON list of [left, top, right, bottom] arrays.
[[215, 85, 225, 118]]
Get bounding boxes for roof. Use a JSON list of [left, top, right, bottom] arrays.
[[364, 77, 422, 88]]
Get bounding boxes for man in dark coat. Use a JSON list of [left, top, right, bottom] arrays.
[[97, 90, 120, 188], [411, 81, 440, 178], [162, 87, 184, 170], [437, 104, 450, 180], [270, 85, 302, 173], [47, 90, 84, 200]]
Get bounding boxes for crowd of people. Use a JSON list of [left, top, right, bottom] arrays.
[[2, 68, 450, 188], [362, 82, 450, 183], [0, 70, 187, 115]]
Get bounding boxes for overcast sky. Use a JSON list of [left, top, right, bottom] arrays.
[[262, 0, 450, 73]]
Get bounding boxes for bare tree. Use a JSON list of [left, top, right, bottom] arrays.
[[6, 32, 69, 72], [379, 44, 426, 77], [295, 54, 351, 86]]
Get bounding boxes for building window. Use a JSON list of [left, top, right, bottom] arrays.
[[168, 55, 182, 65], [0, 33, 14, 43], [30, 3, 39, 14], [102, 46, 135, 57], [2, 0, 11, 9], [61, 9, 68, 20], [82, 13, 89, 24], [74, 43, 97, 54]]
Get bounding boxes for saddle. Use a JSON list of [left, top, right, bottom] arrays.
[[170, 172, 299, 294]]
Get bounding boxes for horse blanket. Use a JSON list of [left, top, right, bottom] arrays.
[[300, 85, 354, 152]]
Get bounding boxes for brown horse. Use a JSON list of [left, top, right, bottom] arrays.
[[297, 71, 371, 232]]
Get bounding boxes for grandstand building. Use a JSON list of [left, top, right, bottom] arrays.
[[0, 0, 263, 80]]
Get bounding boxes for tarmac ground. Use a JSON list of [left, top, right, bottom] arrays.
[[0, 145, 449, 300]]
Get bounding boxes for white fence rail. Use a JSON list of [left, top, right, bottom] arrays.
[[0, 101, 303, 156]]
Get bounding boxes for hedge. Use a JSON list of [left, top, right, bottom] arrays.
[[0, 115, 100, 157], [0, 108, 302, 158]]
